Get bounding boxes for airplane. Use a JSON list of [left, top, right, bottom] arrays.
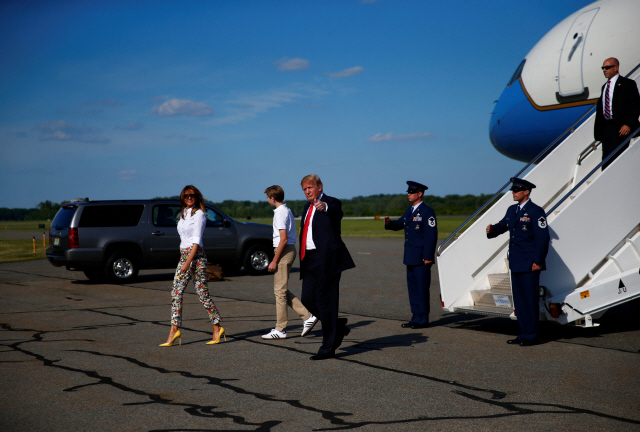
[[489, 0, 640, 162]]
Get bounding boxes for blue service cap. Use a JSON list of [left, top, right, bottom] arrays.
[[406, 181, 428, 193], [509, 177, 536, 191]]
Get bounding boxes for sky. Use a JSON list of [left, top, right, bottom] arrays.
[[0, 0, 591, 208]]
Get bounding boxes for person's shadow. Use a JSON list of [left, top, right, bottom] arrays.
[[335, 320, 429, 358]]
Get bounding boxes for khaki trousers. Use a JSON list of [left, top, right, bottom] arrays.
[[274, 244, 311, 331]]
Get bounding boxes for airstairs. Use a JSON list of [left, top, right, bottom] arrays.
[[437, 68, 640, 327]]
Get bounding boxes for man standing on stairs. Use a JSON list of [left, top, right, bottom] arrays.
[[486, 178, 550, 346], [594, 57, 640, 170]]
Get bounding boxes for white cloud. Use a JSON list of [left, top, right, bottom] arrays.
[[152, 99, 214, 117], [328, 66, 364, 78], [38, 120, 110, 143], [275, 57, 310, 71], [367, 132, 434, 142], [118, 169, 138, 180], [212, 91, 305, 125]]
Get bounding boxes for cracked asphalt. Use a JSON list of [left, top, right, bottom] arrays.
[[1, 237, 639, 431]]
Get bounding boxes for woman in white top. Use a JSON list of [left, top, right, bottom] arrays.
[[160, 185, 224, 347]]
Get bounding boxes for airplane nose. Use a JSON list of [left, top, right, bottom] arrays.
[[489, 79, 591, 163]]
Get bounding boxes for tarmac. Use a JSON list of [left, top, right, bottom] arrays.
[[1, 237, 639, 431]]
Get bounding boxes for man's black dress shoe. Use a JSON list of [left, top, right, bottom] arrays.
[[506, 338, 523, 344], [410, 323, 429, 329], [310, 352, 335, 360], [401, 322, 413, 328], [519, 339, 537, 346]]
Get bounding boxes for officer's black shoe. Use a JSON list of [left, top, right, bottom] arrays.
[[506, 338, 523, 345], [410, 323, 429, 329], [401, 322, 414, 328], [519, 339, 537, 347]]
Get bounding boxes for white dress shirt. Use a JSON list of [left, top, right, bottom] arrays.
[[305, 193, 326, 251], [177, 207, 206, 249]]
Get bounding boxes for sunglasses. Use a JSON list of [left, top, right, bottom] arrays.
[[601, 65, 616, 70], [184, 194, 196, 199]]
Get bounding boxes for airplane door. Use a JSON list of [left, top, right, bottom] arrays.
[[558, 8, 599, 97]]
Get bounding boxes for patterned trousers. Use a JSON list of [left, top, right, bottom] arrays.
[[170, 247, 221, 326]]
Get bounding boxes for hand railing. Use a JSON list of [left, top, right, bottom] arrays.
[[546, 123, 640, 217], [436, 61, 640, 257]]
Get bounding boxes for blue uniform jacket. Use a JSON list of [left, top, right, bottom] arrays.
[[385, 202, 437, 266], [487, 200, 550, 273]]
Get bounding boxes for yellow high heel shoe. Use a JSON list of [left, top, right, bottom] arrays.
[[159, 330, 181, 347], [206, 327, 226, 345]]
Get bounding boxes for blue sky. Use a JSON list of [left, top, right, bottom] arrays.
[[0, 0, 590, 208]]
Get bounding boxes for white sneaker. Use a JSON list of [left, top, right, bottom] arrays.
[[261, 329, 287, 340], [301, 315, 318, 337]]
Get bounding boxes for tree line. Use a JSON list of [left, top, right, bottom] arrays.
[[159, 193, 495, 219], [1, 194, 495, 221], [0, 201, 63, 221]]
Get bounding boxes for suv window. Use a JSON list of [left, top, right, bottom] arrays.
[[51, 205, 77, 229], [153, 205, 180, 227], [79, 205, 145, 227], [206, 207, 225, 227]]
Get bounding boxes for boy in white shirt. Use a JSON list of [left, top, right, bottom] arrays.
[[262, 185, 317, 339]]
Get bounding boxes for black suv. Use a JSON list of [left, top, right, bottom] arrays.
[[46, 200, 274, 283]]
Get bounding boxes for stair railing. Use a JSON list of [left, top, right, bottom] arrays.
[[545, 124, 640, 218]]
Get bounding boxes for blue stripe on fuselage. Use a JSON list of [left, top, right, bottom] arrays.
[[489, 80, 592, 162]]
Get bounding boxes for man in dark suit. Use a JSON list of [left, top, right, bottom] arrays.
[[299, 174, 355, 360], [384, 181, 437, 329], [594, 57, 640, 170], [486, 178, 550, 346]]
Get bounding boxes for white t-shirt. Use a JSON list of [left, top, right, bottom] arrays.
[[177, 207, 206, 249], [272, 203, 296, 247]]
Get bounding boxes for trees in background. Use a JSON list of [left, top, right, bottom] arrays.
[[1, 194, 494, 221]]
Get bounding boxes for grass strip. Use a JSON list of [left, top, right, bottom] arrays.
[[0, 239, 48, 263]]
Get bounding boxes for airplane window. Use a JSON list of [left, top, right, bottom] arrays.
[[507, 59, 526, 87]]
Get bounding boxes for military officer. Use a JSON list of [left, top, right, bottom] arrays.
[[384, 181, 437, 329], [486, 178, 550, 346]]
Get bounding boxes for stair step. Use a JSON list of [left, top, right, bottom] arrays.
[[454, 305, 514, 317], [487, 273, 511, 290], [471, 289, 513, 309]]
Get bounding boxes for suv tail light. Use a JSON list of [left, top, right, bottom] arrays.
[[548, 302, 561, 319], [69, 228, 79, 248]]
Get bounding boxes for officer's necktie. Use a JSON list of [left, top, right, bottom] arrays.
[[604, 80, 612, 120]]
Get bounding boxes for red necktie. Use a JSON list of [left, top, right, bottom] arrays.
[[604, 80, 611, 120], [300, 204, 314, 261]]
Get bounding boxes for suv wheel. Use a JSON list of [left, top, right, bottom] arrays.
[[243, 244, 271, 275], [83, 269, 105, 282], [105, 252, 139, 283]]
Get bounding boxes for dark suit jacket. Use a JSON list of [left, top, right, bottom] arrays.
[[385, 202, 437, 266], [299, 194, 355, 279], [594, 75, 640, 142], [487, 200, 550, 273]]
